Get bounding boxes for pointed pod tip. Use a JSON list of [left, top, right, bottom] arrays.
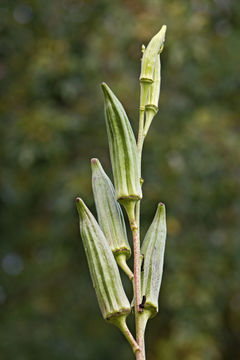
[[101, 82, 108, 93], [101, 82, 113, 100], [91, 158, 99, 165], [156, 202, 166, 220], [159, 25, 167, 37], [158, 202, 166, 209], [157, 25, 167, 43], [162, 24, 167, 32], [76, 197, 85, 214], [91, 158, 102, 172], [152, 25, 167, 49]]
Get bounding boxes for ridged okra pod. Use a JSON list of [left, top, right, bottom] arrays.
[[91, 158, 133, 279], [141, 203, 167, 318], [144, 54, 161, 136], [76, 198, 131, 323], [76, 25, 168, 359], [101, 82, 142, 223], [139, 25, 166, 109]]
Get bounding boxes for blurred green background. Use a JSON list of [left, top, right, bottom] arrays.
[[0, 0, 240, 359]]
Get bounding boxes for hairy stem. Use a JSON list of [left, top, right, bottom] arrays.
[[132, 223, 141, 313], [134, 100, 147, 359], [131, 210, 145, 360]]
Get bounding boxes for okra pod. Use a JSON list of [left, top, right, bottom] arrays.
[[139, 25, 166, 109], [144, 54, 161, 136], [141, 202, 167, 318], [91, 158, 133, 279], [101, 82, 142, 223], [76, 198, 131, 324], [140, 25, 166, 84]]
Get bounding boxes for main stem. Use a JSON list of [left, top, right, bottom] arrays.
[[132, 225, 141, 314], [133, 106, 146, 360]]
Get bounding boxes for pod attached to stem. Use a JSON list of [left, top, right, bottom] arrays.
[[76, 198, 139, 353], [101, 82, 142, 225], [144, 54, 161, 136], [91, 158, 133, 279], [141, 202, 167, 319], [139, 25, 166, 109]]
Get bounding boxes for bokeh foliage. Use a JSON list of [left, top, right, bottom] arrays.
[[0, 0, 240, 359]]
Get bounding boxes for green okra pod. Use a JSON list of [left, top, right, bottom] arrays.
[[139, 25, 166, 109], [144, 54, 161, 136], [76, 197, 131, 324], [91, 158, 133, 279], [140, 25, 166, 85], [141, 202, 167, 318], [101, 82, 142, 223]]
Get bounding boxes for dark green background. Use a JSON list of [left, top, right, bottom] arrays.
[[0, 0, 239, 359]]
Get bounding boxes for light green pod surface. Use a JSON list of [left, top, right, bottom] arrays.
[[141, 203, 167, 318], [146, 54, 161, 111], [91, 158, 133, 278], [144, 55, 161, 136], [101, 82, 142, 205], [76, 198, 131, 323], [140, 25, 166, 84]]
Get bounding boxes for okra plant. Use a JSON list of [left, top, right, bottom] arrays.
[[76, 25, 167, 360]]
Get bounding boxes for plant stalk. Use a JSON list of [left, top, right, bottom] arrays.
[[136, 311, 150, 360], [131, 209, 146, 360], [133, 100, 147, 359], [131, 223, 141, 313]]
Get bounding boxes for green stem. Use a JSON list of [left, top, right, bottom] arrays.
[[128, 209, 143, 358], [131, 216, 145, 360], [132, 223, 141, 314], [136, 311, 151, 360], [114, 315, 140, 354], [134, 88, 148, 359], [115, 253, 134, 280]]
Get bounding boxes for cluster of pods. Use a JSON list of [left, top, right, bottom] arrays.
[[76, 25, 167, 352]]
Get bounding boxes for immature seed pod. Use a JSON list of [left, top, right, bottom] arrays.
[[144, 54, 161, 136], [91, 158, 133, 279], [101, 82, 142, 222], [139, 25, 166, 109], [76, 198, 131, 325], [141, 202, 167, 318], [140, 25, 166, 84]]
